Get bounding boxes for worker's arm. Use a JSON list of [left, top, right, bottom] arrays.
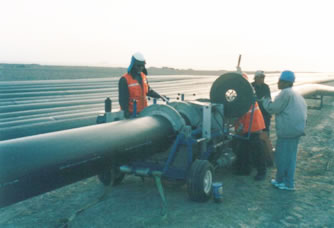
[[145, 78, 162, 99], [262, 89, 289, 114], [147, 87, 162, 98], [118, 77, 131, 118]]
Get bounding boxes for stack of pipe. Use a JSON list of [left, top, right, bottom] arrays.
[[0, 76, 216, 140], [1, 73, 334, 141]]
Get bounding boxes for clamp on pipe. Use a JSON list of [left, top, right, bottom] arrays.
[[139, 104, 185, 133]]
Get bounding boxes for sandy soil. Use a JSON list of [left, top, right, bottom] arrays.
[[0, 97, 333, 228]]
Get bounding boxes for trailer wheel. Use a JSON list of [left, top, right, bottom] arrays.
[[98, 167, 125, 186], [187, 159, 214, 202]]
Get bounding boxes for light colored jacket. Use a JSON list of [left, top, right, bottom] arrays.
[[262, 87, 307, 138]]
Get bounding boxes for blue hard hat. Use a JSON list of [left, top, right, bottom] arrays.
[[279, 70, 295, 83]]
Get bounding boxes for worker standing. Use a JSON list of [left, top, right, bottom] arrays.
[[252, 70, 272, 131], [262, 70, 307, 190], [234, 73, 267, 181], [251, 70, 274, 166], [118, 52, 162, 118]]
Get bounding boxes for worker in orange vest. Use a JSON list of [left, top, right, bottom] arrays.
[[118, 52, 162, 118], [234, 73, 267, 180], [252, 70, 274, 167]]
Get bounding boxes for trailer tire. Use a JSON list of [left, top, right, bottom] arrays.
[[98, 166, 125, 186], [187, 159, 214, 202]]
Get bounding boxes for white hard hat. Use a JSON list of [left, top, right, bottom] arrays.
[[133, 52, 145, 62], [128, 52, 146, 73]]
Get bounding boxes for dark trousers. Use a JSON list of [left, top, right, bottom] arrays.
[[235, 133, 266, 175]]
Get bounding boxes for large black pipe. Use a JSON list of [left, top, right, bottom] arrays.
[[0, 103, 103, 119], [0, 84, 116, 93], [0, 116, 100, 141], [0, 88, 115, 99], [0, 98, 105, 113], [0, 115, 175, 208], [0, 110, 103, 128], [0, 93, 115, 105], [0, 107, 102, 123]]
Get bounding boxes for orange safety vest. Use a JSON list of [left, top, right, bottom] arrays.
[[122, 72, 149, 114], [236, 102, 265, 134]]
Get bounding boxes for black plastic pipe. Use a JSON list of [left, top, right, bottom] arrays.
[[0, 115, 175, 208], [0, 115, 99, 141]]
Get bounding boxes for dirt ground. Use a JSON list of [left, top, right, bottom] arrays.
[[1, 96, 334, 228]]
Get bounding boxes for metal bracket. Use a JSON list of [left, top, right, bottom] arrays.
[[202, 104, 212, 140], [169, 101, 201, 128]]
